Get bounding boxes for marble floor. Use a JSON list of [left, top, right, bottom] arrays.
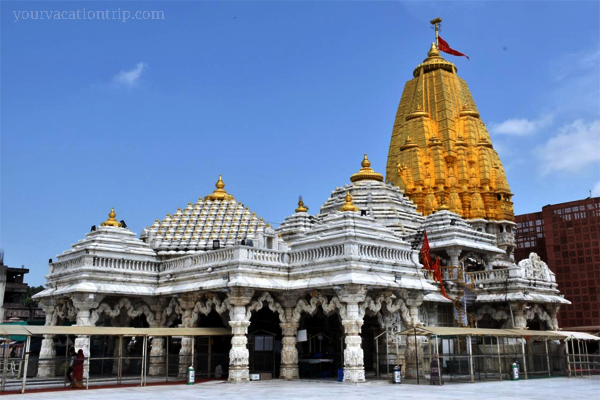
[[4, 376, 600, 399]]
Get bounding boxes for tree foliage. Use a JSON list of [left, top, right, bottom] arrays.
[[21, 285, 45, 306]]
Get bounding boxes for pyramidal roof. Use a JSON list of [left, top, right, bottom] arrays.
[[145, 176, 267, 255]]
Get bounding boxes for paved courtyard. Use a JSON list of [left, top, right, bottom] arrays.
[[5, 377, 600, 400]]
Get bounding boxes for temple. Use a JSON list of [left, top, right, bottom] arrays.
[[34, 37, 569, 384]]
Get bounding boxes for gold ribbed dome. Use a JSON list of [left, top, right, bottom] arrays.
[[101, 207, 122, 227], [350, 154, 384, 183], [339, 192, 359, 212], [205, 175, 235, 201], [295, 196, 309, 213], [387, 42, 514, 221]]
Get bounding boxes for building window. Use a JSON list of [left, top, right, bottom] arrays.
[[254, 335, 274, 351], [437, 304, 454, 327]]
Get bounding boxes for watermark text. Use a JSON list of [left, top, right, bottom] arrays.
[[13, 9, 165, 23]]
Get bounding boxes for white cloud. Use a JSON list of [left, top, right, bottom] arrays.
[[113, 62, 148, 87], [593, 180, 600, 197], [536, 119, 600, 175], [490, 114, 553, 136]]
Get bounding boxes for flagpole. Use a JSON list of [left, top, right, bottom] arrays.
[[430, 17, 442, 48]]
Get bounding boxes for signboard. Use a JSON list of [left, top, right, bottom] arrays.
[[297, 329, 307, 342]]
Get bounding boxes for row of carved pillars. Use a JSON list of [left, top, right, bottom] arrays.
[[35, 287, 426, 384]]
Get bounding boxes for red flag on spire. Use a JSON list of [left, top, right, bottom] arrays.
[[438, 36, 469, 60]]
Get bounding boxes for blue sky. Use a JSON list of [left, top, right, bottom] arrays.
[[1, 1, 599, 286]]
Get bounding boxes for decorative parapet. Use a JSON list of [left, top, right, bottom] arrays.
[[50, 255, 160, 275], [92, 256, 160, 272], [161, 246, 287, 274], [467, 268, 510, 284], [358, 244, 413, 262], [50, 257, 86, 274], [466, 266, 558, 293], [288, 244, 344, 264]]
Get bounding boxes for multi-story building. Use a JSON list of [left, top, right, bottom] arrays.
[[0, 253, 45, 322], [0, 262, 44, 322], [515, 197, 600, 329]]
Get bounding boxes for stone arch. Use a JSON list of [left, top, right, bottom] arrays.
[[475, 305, 509, 322], [245, 292, 285, 323], [90, 298, 156, 326], [526, 304, 554, 330], [183, 294, 232, 327], [292, 293, 345, 324], [361, 294, 411, 324], [162, 297, 183, 327]]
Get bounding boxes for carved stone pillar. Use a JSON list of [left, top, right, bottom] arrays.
[[72, 293, 104, 378], [338, 286, 367, 383], [178, 294, 200, 377], [148, 298, 168, 376], [37, 299, 57, 378], [547, 305, 560, 330], [511, 303, 527, 329], [279, 293, 301, 380], [227, 288, 254, 383], [404, 334, 425, 379], [404, 291, 424, 379], [445, 248, 462, 267]]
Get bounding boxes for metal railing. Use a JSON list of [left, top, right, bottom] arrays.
[[0, 334, 229, 394]]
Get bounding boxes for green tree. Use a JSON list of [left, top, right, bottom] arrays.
[[21, 285, 45, 306]]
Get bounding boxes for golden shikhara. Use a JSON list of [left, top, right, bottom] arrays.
[[385, 43, 514, 221]]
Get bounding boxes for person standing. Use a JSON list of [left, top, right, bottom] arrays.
[[66, 347, 76, 383], [71, 349, 85, 388]]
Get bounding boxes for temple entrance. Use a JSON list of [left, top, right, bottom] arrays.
[[92, 312, 149, 380], [248, 307, 282, 378], [194, 309, 231, 379], [362, 313, 385, 380], [297, 308, 343, 380]]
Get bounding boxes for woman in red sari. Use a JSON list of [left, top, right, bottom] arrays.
[[71, 349, 85, 388]]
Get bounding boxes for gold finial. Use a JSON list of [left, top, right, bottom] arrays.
[[350, 153, 384, 183], [361, 154, 371, 168], [295, 196, 309, 213], [339, 191, 359, 212], [205, 175, 235, 201], [427, 42, 441, 58], [101, 207, 122, 227]]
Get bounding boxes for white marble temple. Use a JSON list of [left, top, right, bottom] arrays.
[[34, 163, 570, 383]]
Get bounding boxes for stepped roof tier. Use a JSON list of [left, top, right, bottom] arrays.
[[277, 197, 316, 243], [143, 176, 267, 256], [385, 43, 514, 222], [319, 155, 424, 239]]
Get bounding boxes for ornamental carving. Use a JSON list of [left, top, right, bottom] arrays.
[[51, 298, 77, 325], [182, 295, 232, 327], [292, 293, 345, 323], [518, 253, 552, 282], [245, 292, 285, 322], [525, 304, 556, 330], [475, 305, 509, 322], [360, 293, 411, 324], [90, 298, 156, 326]]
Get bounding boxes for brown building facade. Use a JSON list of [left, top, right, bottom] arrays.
[[515, 197, 600, 329]]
